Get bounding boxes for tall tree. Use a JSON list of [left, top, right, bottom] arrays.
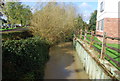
[[31, 2, 76, 44], [20, 5, 32, 26], [74, 15, 88, 31], [89, 10, 97, 31], [3, 2, 32, 26], [75, 16, 84, 29]]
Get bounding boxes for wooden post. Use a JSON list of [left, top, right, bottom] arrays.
[[73, 34, 76, 38], [90, 31, 95, 49], [84, 29, 87, 41], [75, 30, 77, 36], [100, 32, 107, 59], [76, 29, 78, 37], [78, 29, 80, 37], [80, 29, 83, 39]]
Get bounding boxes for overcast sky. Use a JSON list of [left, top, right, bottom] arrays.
[[22, 2, 98, 24]]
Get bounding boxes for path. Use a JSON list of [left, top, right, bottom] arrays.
[[44, 42, 90, 79]]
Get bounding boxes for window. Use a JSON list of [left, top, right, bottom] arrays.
[[97, 21, 100, 30], [101, 19, 104, 31], [97, 22, 99, 30], [100, 2, 104, 12], [97, 19, 104, 31]]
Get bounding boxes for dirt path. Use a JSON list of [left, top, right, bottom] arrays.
[[44, 42, 90, 79]]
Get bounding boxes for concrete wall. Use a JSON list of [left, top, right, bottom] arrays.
[[73, 39, 120, 80]]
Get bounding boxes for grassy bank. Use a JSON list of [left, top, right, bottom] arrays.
[[85, 35, 120, 70]]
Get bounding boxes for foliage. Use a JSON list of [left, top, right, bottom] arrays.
[[89, 10, 97, 31], [3, 2, 32, 26], [74, 16, 84, 29], [2, 37, 50, 80], [74, 15, 89, 36], [30, 2, 76, 44]]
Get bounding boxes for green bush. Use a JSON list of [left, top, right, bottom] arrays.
[[2, 37, 50, 80]]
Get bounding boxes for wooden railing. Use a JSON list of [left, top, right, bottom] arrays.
[[74, 29, 120, 69]]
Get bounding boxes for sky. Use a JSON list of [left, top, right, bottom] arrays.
[[22, 2, 98, 24]]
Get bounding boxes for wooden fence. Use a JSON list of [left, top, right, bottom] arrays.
[[74, 29, 120, 69]]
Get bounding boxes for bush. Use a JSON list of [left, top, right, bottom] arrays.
[[31, 2, 76, 44], [2, 37, 50, 80]]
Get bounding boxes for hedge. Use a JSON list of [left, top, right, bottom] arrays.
[[2, 30, 33, 41], [2, 37, 50, 81]]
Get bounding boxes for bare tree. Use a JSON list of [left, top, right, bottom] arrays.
[[30, 2, 76, 44]]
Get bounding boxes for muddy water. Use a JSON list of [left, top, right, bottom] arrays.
[[44, 42, 90, 79]]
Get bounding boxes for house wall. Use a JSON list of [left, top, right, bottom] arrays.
[[96, 18, 120, 44], [97, 0, 120, 21], [96, 0, 120, 44]]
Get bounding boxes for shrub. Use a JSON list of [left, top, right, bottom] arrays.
[[30, 2, 76, 44], [2, 37, 50, 80]]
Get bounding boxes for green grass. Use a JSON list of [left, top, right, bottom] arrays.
[[85, 34, 120, 70], [107, 43, 119, 49]]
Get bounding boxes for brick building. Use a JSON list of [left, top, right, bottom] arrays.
[[96, 0, 120, 44]]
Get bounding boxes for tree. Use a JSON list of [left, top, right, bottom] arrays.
[[89, 10, 97, 31], [3, 2, 32, 26], [75, 16, 84, 29], [20, 5, 32, 26], [74, 15, 89, 34], [31, 2, 77, 44]]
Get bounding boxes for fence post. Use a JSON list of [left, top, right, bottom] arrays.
[[80, 29, 83, 39], [75, 30, 77, 37], [100, 32, 107, 59], [90, 31, 95, 49], [76, 29, 79, 37], [84, 29, 87, 41]]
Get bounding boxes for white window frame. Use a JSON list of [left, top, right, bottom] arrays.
[[97, 19, 104, 32], [100, 2, 104, 12], [101, 19, 104, 31]]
